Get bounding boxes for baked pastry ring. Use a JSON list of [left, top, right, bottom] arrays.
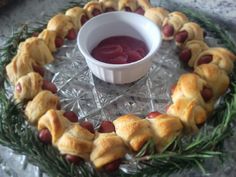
[[90, 132, 126, 169], [98, 0, 119, 12], [167, 98, 207, 134], [6, 52, 36, 84], [113, 114, 153, 152], [171, 73, 214, 113], [38, 109, 71, 145], [194, 64, 229, 98], [144, 7, 169, 26], [25, 90, 60, 125], [38, 29, 57, 53], [18, 37, 54, 66], [14, 72, 43, 101], [84, 1, 103, 18], [147, 114, 183, 152], [194, 47, 235, 73], [162, 11, 188, 40], [118, 0, 138, 12], [179, 40, 209, 67], [175, 22, 204, 46], [65, 7, 87, 31], [47, 13, 75, 38], [56, 123, 94, 160]]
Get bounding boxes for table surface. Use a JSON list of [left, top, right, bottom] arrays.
[[0, 1, 236, 177]]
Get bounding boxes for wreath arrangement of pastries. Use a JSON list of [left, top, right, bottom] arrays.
[[5, 0, 236, 173]]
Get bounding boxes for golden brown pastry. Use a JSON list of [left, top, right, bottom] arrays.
[[146, 114, 183, 152], [144, 7, 169, 27], [194, 64, 230, 98], [25, 90, 60, 125], [162, 11, 188, 40], [84, 1, 103, 18], [137, 0, 152, 11], [38, 109, 71, 145], [56, 123, 95, 160], [6, 52, 35, 84], [118, 0, 138, 12], [175, 22, 204, 46], [194, 47, 235, 74], [179, 40, 208, 67], [171, 73, 215, 113], [14, 72, 43, 101], [65, 7, 87, 31], [99, 0, 119, 12], [113, 114, 153, 152], [38, 29, 57, 53], [167, 98, 207, 134], [47, 13, 75, 38], [90, 132, 126, 169], [18, 37, 54, 66]]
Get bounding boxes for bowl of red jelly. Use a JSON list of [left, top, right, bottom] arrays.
[[78, 11, 161, 84]]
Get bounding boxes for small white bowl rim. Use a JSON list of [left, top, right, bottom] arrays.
[[78, 11, 162, 69]]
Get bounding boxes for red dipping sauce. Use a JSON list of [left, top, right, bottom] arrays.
[[91, 36, 148, 64]]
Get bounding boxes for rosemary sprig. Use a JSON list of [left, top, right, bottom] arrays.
[[0, 1, 236, 177]]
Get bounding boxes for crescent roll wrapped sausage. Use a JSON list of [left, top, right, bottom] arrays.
[[38, 29, 57, 53], [167, 98, 207, 134], [162, 11, 188, 40], [65, 7, 87, 31], [18, 37, 54, 66], [56, 124, 95, 160], [14, 72, 43, 101], [171, 73, 214, 113], [194, 64, 230, 98], [118, 0, 137, 12], [175, 22, 204, 46], [113, 114, 153, 152], [99, 0, 119, 12], [147, 114, 183, 152], [90, 132, 126, 169], [38, 109, 71, 145], [84, 1, 102, 18], [194, 47, 236, 73], [6, 53, 35, 84], [25, 91, 60, 125], [179, 40, 209, 67], [47, 13, 75, 39], [144, 7, 169, 26]]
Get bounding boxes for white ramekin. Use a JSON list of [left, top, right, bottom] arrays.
[[77, 11, 162, 84]]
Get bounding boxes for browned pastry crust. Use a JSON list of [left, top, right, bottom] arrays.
[[167, 98, 207, 133], [194, 47, 236, 73], [38, 109, 71, 145], [18, 37, 54, 66], [147, 114, 183, 152], [118, 0, 138, 11], [144, 7, 169, 26], [84, 1, 103, 18], [65, 7, 87, 31], [14, 72, 43, 101], [194, 64, 230, 98], [137, 0, 152, 10], [47, 13, 75, 38], [38, 29, 57, 53], [175, 22, 204, 46], [113, 114, 153, 152], [90, 132, 126, 169], [6, 52, 35, 84], [25, 91, 60, 125], [171, 73, 214, 113], [183, 40, 209, 67], [162, 11, 188, 40], [56, 123, 95, 160], [99, 0, 119, 11]]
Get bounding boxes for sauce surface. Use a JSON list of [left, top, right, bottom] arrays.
[[91, 36, 148, 64]]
